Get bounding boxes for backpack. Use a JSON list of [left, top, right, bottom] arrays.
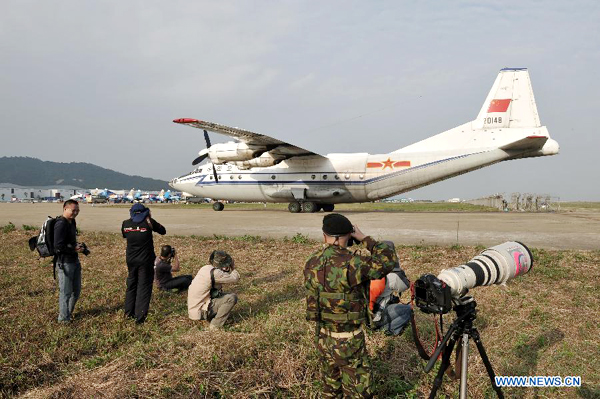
[[28, 216, 60, 258]]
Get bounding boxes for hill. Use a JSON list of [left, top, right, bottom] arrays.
[[0, 157, 168, 190]]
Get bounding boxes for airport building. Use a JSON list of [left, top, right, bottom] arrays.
[[0, 183, 81, 202]]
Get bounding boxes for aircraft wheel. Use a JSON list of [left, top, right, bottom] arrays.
[[213, 202, 225, 211], [288, 202, 301, 213], [303, 201, 318, 213], [322, 204, 335, 212]]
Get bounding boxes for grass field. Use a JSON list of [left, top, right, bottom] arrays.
[[1, 227, 599, 398], [559, 202, 600, 212]]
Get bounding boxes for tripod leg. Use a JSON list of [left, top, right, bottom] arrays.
[[429, 333, 458, 399], [459, 333, 469, 399], [471, 328, 504, 399]]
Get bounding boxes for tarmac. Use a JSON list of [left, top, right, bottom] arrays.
[[2, 203, 599, 250]]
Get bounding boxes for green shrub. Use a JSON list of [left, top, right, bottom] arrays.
[[291, 233, 311, 244], [1, 222, 16, 233]]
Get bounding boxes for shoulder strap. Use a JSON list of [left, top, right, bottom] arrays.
[[210, 267, 216, 291]]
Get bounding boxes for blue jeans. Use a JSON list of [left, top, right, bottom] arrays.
[[379, 304, 413, 335], [57, 260, 81, 322]]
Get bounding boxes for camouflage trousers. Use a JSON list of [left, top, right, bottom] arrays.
[[317, 329, 372, 398]]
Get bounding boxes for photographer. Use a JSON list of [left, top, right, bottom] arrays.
[[304, 213, 398, 398], [154, 245, 193, 291], [121, 203, 166, 324], [187, 250, 239, 331], [369, 264, 412, 336], [54, 199, 88, 322]]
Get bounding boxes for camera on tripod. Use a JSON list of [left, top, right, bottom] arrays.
[[411, 241, 534, 398], [414, 241, 533, 314]]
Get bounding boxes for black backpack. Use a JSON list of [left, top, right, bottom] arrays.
[[28, 216, 60, 258]]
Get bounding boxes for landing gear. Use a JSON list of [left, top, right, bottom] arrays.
[[213, 202, 225, 211], [288, 202, 301, 213], [288, 201, 333, 213], [302, 201, 319, 213]]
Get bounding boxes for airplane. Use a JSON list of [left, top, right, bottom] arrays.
[[169, 68, 559, 213], [70, 192, 86, 201], [158, 189, 181, 203], [124, 189, 142, 203]]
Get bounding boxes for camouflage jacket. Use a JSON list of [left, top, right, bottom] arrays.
[[304, 236, 398, 333]]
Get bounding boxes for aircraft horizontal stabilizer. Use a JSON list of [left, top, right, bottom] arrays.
[[500, 136, 548, 151]]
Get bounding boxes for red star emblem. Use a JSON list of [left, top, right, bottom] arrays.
[[381, 158, 394, 169]]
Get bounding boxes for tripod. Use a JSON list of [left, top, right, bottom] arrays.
[[425, 297, 504, 399]]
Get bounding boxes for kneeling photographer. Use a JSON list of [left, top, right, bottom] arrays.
[[154, 245, 193, 291], [187, 250, 240, 330], [369, 261, 412, 336]]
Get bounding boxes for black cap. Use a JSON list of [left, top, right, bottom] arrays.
[[160, 245, 172, 258], [322, 213, 353, 236]]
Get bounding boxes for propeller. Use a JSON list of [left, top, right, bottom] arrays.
[[191, 130, 212, 165], [191, 130, 219, 183]]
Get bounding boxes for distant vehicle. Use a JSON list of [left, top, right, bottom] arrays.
[[447, 198, 461, 203], [170, 68, 559, 213], [185, 196, 207, 204], [89, 195, 109, 204]]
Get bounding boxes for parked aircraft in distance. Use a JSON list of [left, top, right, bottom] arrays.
[[70, 192, 86, 201], [157, 189, 181, 203], [124, 189, 142, 203], [170, 68, 559, 213]]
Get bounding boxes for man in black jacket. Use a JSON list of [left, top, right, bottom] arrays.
[[54, 199, 85, 322], [121, 203, 166, 323]]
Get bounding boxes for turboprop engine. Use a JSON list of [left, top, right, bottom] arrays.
[[233, 152, 286, 169], [197, 141, 268, 164]]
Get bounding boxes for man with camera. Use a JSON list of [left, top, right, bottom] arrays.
[[187, 250, 240, 330], [54, 199, 88, 322], [154, 245, 193, 291], [304, 213, 398, 398]]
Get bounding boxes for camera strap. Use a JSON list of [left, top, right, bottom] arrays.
[[409, 282, 443, 361]]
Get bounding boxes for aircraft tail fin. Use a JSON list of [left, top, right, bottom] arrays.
[[473, 68, 541, 129], [395, 68, 555, 154]]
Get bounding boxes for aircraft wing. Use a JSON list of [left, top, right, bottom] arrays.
[[173, 118, 324, 158]]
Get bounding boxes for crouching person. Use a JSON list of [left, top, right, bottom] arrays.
[[187, 250, 240, 330], [370, 260, 413, 336], [155, 245, 193, 291]]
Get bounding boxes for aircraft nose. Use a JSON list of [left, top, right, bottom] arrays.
[[169, 178, 179, 189]]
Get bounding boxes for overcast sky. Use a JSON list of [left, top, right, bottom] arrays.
[[1, 1, 598, 200]]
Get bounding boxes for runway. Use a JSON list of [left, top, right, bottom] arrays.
[[2, 203, 598, 250]]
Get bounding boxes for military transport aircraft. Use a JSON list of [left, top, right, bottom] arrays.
[[170, 68, 559, 213]]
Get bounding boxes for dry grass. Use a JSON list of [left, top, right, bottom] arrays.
[[0, 229, 598, 398]]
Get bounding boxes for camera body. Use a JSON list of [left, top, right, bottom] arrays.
[[170, 247, 176, 258], [79, 242, 90, 256], [414, 274, 453, 314]]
